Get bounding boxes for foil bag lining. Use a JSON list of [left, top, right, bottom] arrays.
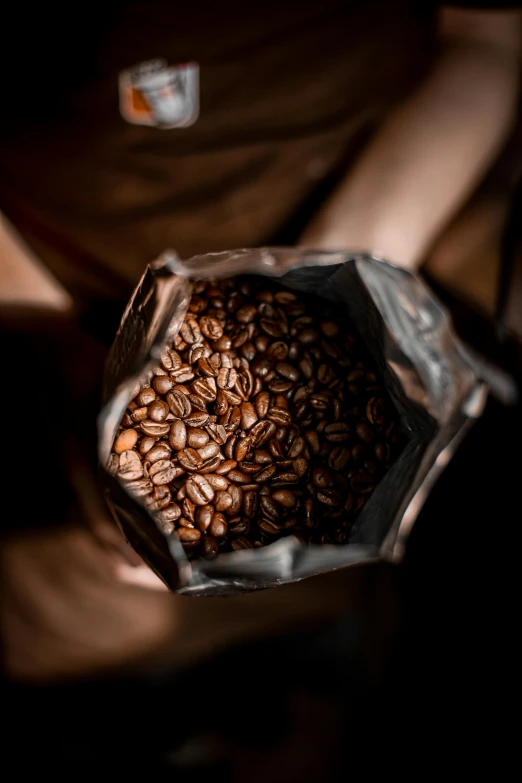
[[98, 249, 499, 595]]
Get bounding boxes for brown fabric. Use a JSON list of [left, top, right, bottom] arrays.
[[0, 1, 435, 306]]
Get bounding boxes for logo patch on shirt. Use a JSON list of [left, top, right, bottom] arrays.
[[119, 59, 199, 129]]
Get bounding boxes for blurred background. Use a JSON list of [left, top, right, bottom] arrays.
[[1, 2, 521, 777]]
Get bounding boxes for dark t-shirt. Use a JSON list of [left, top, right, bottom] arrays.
[[0, 1, 517, 306]]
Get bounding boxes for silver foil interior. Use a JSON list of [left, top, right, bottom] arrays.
[[98, 248, 504, 595]]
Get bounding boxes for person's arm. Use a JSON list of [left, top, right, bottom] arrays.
[[300, 7, 521, 270]]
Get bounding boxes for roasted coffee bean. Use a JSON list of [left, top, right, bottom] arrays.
[[228, 484, 243, 515], [178, 448, 204, 471], [197, 357, 218, 377], [152, 375, 175, 395], [198, 441, 220, 460], [254, 464, 277, 483], [272, 490, 297, 508], [214, 334, 233, 352], [182, 498, 196, 523], [268, 438, 286, 459], [316, 488, 341, 507], [243, 490, 258, 518], [169, 420, 187, 451], [114, 428, 139, 454], [254, 449, 272, 464], [254, 390, 270, 419], [146, 485, 172, 510], [239, 403, 257, 430], [217, 367, 238, 390], [267, 406, 291, 426], [148, 399, 169, 422], [118, 459, 144, 481], [199, 316, 223, 341], [137, 387, 157, 407], [119, 451, 141, 469], [275, 362, 300, 381], [195, 504, 214, 531], [205, 473, 228, 491], [356, 421, 374, 443], [191, 377, 216, 402], [310, 468, 332, 489], [209, 514, 228, 538], [215, 459, 237, 474], [214, 490, 233, 512], [146, 442, 172, 463], [258, 519, 281, 536], [179, 318, 201, 345], [185, 411, 210, 428], [166, 390, 191, 418], [178, 528, 201, 546], [235, 437, 251, 461], [170, 365, 195, 383], [237, 461, 262, 474], [228, 518, 251, 538], [249, 420, 276, 448], [205, 423, 227, 445], [148, 460, 177, 485], [328, 446, 351, 471], [293, 457, 309, 478], [227, 470, 251, 484], [185, 474, 215, 505], [287, 436, 305, 459], [131, 406, 149, 422], [200, 455, 223, 474], [155, 503, 182, 524], [324, 422, 351, 442], [200, 536, 219, 559], [251, 355, 273, 377], [187, 428, 209, 449], [215, 391, 229, 416], [140, 421, 171, 437]]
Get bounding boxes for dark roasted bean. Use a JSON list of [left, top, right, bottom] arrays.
[[178, 448, 204, 471], [254, 390, 270, 419], [213, 459, 236, 475], [146, 442, 172, 463], [148, 399, 169, 422], [169, 420, 187, 451], [199, 316, 223, 341], [200, 536, 220, 559], [187, 428, 209, 449], [149, 460, 178, 485], [166, 390, 191, 418], [329, 446, 351, 471], [214, 490, 233, 512], [275, 362, 300, 381], [356, 421, 375, 443], [272, 489, 297, 508], [137, 387, 157, 407], [316, 488, 341, 507], [140, 421, 171, 437], [185, 474, 215, 505], [254, 463, 277, 483], [324, 422, 351, 442], [185, 411, 210, 427]]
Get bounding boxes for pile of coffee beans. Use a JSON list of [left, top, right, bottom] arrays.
[[109, 276, 401, 559]]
